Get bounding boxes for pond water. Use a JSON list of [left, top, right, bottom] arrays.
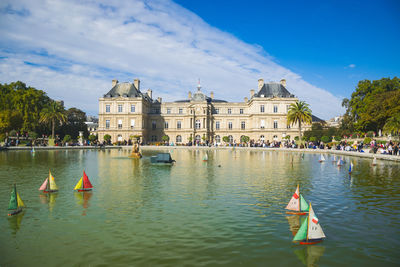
[[0, 149, 399, 266]]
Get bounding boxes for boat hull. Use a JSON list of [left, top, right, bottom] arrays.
[[43, 190, 58, 193], [8, 208, 23, 216], [299, 239, 324, 245], [286, 211, 308, 215], [78, 189, 92, 192]]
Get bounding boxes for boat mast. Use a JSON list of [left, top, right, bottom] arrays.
[[306, 203, 311, 241]]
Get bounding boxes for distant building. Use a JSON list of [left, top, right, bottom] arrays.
[[97, 78, 311, 144], [325, 116, 343, 128], [85, 116, 98, 135]]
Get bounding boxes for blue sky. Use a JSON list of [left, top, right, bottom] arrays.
[[0, 0, 399, 119], [175, 0, 400, 98]]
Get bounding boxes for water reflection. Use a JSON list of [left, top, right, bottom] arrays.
[[74, 191, 93, 216], [294, 245, 325, 267], [286, 215, 306, 236], [39, 193, 58, 212], [8, 211, 25, 236]]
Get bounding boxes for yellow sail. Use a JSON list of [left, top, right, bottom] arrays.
[[74, 177, 83, 190], [49, 171, 59, 191], [17, 193, 25, 208]]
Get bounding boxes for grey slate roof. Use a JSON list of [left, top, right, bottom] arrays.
[[254, 82, 294, 98], [104, 82, 144, 98], [175, 89, 227, 103]]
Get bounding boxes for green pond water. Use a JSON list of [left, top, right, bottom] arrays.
[[0, 149, 399, 266]]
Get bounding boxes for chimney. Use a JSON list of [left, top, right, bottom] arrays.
[[244, 97, 248, 102], [157, 97, 162, 103], [188, 91, 192, 99], [112, 79, 118, 87], [210, 91, 214, 99], [250, 89, 255, 98], [280, 79, 286, 87], [258, 78, 264, 90], [134, 78, 140, 90], [147, 89, 152, 99]]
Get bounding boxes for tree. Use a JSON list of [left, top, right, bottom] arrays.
[[0, 110, 23, 133], [383, 113, 400, 136], [104, 134, 111, 142], [39, 101, 67, 139], [63, 134, 72, 143], [59, 108, 89, 139], [287, 101, 312, 145], [88, 134, 97, 142], [240, 135, 250, 143], [222, 136, 230, 143], [162, 135, 169, 142], [321, 136, 331, 143]]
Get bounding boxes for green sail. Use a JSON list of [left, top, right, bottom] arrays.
[[8, 185, 18, 210], [300, 194, 309, 212], [293, 216, 308, 241]]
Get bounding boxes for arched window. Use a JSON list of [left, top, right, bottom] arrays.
[[260, 135, 265, 141], [195, 135, 201, 142], [273, 135, 278, 140], [228, 135, 233, 143], [215, 135, 221, 143], [117, 134, 123, 141], [176, 135, 182, 143]]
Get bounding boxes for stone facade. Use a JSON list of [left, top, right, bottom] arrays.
[[97, 78, 307, 144]]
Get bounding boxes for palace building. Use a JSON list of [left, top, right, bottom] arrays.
[[97, 78, 307, 144]]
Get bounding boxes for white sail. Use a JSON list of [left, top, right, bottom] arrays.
[[307, 204, 326, 240], [286, 185, 300, 211], [320, 155, 325, 161]]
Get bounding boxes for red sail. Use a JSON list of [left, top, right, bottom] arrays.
[[82, 171, 93, 189]]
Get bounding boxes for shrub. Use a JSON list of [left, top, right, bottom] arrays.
[[366, 131, 374, 138], [9, 130, 17, 137], [334, 136, 341, 142], [363, 137, 372, 144], [0, 133, 5, 142], [321, 136, 331, 143], [63, 135, 72, 142], [28, 131, 38, 140], [104, 134, 111, 142], [309, 137, 317, 142], [241, 136, 250, 143], [294, 136, 299, 141], [222, 136, 230, 143], [162, 135, 169, 142], [88, 134, 97, 142]]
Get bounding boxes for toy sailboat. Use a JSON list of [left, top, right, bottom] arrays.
[[39, 170, 59, 193], [8, 184, 25, 216], [318, 154, 325, 162], [293, 203, 326, 245], [372, 157, 377, 166], [74, 171, 93, 192], [286, 184, 309, 215], [203, 153, 208, 161], [349, 162, 354, 174]]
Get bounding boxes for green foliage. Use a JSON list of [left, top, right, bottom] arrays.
[[366, 131, 374, 137], [104, 134, 111, 141], [0, 110, 23, 133], [63, 135, 72, 142], [59, 108, 89, 139], [287, 101, 312, 141], [363, 137, 372, 144], [345, 77, 400, 132], [309, 137, 317, 142], [28, 131, 38, 140], [9, 130, 17, 136], [321, 136, 331, 143], [334, 136, 342, 141], [222, 136, 230, 143], [162, 135, 169, 141], [0, 133, 5, 142], [383, 113, 400, 135], [39, 101, 67, 139], [240, 135, 250, 143], [88, 134, 97, 142], [294, 136, 299, 141]]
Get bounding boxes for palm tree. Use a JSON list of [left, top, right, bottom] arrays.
[[39, 101, 67, 139], [383, 113, 400, 137], [287, 101, 312, 144]]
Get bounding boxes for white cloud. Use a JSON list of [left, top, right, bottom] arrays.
[[0, 0, 343, 119], [348, 64, 356, 68]]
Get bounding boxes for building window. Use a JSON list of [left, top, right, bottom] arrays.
[[260, 105, 265, 113], [274, 105, 278, 113], [228, 122, 233, 130], [228, 135, 233, 143], [177, 121, 181, 129], [131, 105, 135, 112], [118, 104, 123, 112], [260, 135, 265, 141], [195, 135, 201, 142], [106, 120, 110, 129], [274, 120, 278, 129], [241, 121, 245, 130], [195, 120, 201, 129], [287, 124, 291, 129], [117, 134, 122, 141], [215, 135, 221, 143], [130, 119, 135, 129], [167, 108, 171, 114], [273, 135, 278, 140], [228, 108, 232, 114], [215, 108, 219, 114], [106, 104, 110, 113], [215, 121, 219, 130], [164, 121, 169, 129], [118, 119, 122, 129], [151, 135, 157, 142], [240, 108, 243, 114], [179, 108, 183, 114], [152, 121, 156, 129], [260, 120, 265, 129], [176, 135, 182, 143]]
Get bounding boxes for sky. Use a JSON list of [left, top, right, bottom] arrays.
[[0, 0, 399, 119]]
